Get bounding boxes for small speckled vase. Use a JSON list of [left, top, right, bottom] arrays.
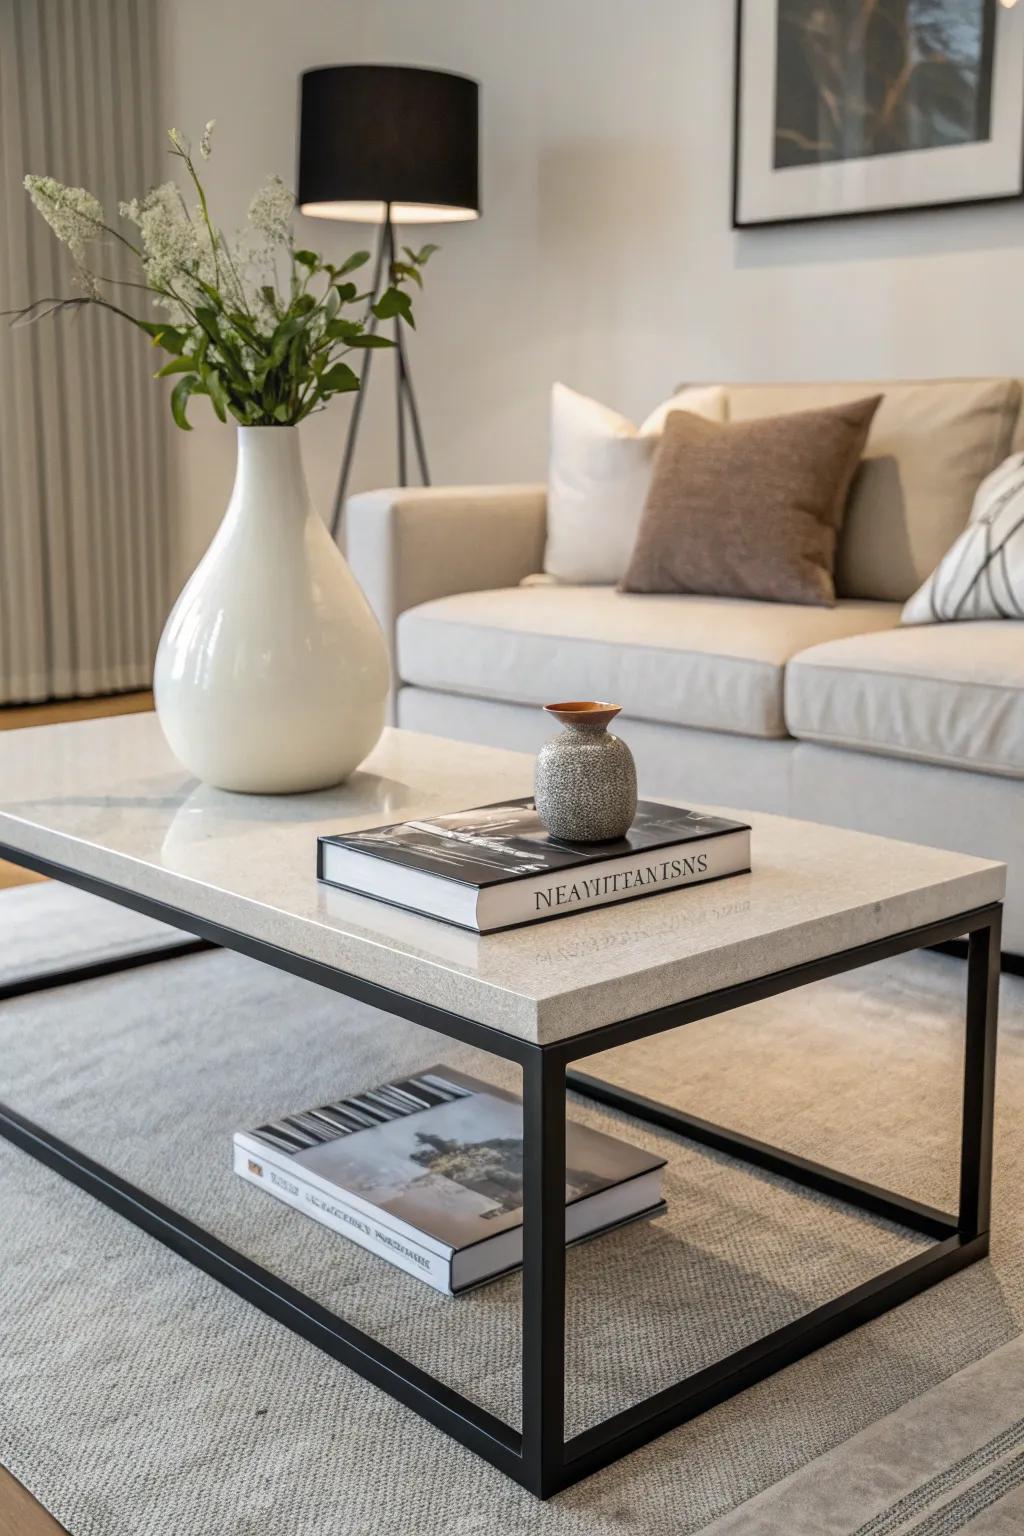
[[534, 701, 638, 843]]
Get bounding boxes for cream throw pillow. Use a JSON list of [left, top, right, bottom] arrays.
[[902, 452, 1024, 624], [543, 382, 727, 584]]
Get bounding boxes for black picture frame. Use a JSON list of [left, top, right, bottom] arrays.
[[732, 0, 1024, 230]]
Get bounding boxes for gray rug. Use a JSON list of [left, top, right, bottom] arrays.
[[2, 924, 1023, 1533], [0, 881, 181, 989]]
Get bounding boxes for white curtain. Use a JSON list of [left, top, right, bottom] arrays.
[[0, 0, 170, 703]]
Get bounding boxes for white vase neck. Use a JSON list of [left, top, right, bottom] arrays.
[[229, 426, 312, 530]]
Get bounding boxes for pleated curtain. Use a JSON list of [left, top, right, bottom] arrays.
[[0, 0, 170, 703]]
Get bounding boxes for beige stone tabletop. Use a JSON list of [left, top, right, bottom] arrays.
[[0, 715, 1005, 1044]]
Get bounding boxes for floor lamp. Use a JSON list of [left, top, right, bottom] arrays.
[[297, 64, 480, 538]]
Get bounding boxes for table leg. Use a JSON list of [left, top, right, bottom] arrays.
[[520, 1048, 566, 1498], [0, 889, 1004, 1499], [959, 909, 1002, 1240]]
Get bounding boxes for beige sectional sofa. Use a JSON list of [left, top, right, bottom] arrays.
[[346, 379, 1024, 957]]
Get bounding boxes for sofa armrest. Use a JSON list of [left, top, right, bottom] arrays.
[[345, 484, 548, 670]]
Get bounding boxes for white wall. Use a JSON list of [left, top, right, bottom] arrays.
[[161, 0, 1024, 585], [157, 0, 374, 578]]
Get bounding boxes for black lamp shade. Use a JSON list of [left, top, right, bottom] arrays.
[[298, 64, 479, 224]]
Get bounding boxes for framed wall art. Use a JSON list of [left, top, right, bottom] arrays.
[[733, 0, 1024, 227]]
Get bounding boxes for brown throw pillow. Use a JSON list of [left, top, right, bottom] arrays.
[[620, 395, 882, 606]]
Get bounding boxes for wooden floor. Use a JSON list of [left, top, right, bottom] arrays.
[[1, 690, 153, 1534], [0, 1467, 66, 1536]]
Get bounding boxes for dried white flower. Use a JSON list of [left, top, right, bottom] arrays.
[[232, 221, 273, 271], [72, 267, 103, 300], [247, 174, 293, 245], [192, 211, 244, 307], [23, 175, 105, 265], [120, 182, 198, 292], [20, 120, 393, 431]]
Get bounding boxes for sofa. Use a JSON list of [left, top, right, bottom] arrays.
[[346, 378, 1024, 957]]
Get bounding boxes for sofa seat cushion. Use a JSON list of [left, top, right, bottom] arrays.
[[397, 586, 900, 739], [786, 622, 1024, 778]]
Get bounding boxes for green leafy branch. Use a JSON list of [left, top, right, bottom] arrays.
[[154, 246, 431, 430], [8, 123, 437, 431]]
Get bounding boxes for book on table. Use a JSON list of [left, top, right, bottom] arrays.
[[234, 1066, 667, 1295], [317, 797, 751, 932]]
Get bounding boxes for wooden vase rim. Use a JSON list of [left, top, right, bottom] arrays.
[[543, 700, 621, 729]]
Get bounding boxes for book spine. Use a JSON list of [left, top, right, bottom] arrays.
[[482, 827, 751, 931], [233, 1144, 454, 1295], [234, 1131, 454, 1260]]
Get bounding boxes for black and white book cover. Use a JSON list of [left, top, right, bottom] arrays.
[[317, 798, 751, 932], [234, 1067, 667, 1294]]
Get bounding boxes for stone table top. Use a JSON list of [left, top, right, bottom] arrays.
[[0, 715, 1005, 1045]]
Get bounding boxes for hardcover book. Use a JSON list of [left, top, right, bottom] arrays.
[[234, 1067, 667, 1295], [317, 798, 751, 932]]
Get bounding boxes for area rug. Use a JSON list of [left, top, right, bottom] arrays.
[[2, 915, 1023, 1534], [0, 881, 184, 991], [705, 1337, 1024, 1534]]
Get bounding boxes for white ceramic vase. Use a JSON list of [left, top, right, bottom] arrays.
[[154, 425, 389, 794]]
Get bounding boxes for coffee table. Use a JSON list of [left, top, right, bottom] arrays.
[[0, 715, 1004, 1498]]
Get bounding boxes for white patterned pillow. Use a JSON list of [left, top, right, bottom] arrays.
[[902, 453, 1024, 624]]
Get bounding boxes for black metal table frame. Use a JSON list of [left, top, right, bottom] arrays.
[[0, 842, 1002, 1500]]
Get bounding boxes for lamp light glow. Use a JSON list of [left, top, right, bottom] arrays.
[[298, 200, 479, 224]]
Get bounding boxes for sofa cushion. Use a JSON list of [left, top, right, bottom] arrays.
[[724, 379, 1022, 603], [621, 396, 880, 606], [786, 622, 1024, 778], [902, 452, 1024, 625], [544, 382, 727, 585], [397, 586, 899, 739]]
